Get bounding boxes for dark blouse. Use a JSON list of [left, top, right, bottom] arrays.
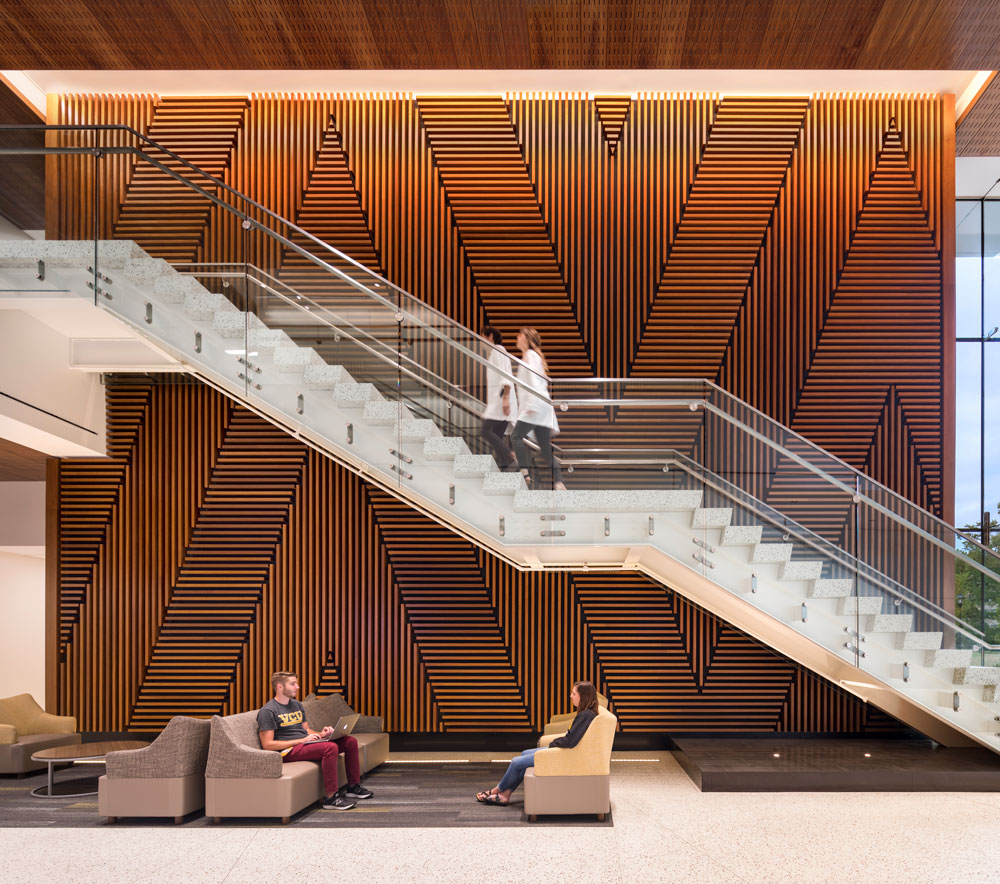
[[548, 707, 597, 748]]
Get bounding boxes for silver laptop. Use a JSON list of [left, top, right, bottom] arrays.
[[317, 713, 360, 741]]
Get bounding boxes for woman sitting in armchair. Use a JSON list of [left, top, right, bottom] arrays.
[[476, 681, 599, 806]]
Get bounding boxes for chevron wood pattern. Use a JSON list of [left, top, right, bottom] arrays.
[[54, 381, 903, 736], [593, 96, 631, 156], [46, 92, 951, 734], [631, 96, 811, 377]]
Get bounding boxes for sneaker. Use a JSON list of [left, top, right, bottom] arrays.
[[342, 783, 374, 799], [321, 794, 356, 811]]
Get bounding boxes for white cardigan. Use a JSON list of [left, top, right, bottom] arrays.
[[515, 348, 558, 431]]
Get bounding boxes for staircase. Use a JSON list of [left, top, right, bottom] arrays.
[[4, 234, 999, 753]]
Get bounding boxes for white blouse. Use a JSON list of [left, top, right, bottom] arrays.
[[515, 348, 558, 431], [482, 345, 518, 421]]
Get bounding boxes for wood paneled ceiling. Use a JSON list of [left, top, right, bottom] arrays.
[[1, 0, 999, 69], [0, 437, 49, 481], [957, 74, 1000, 155], [0, 81, 44, 230]]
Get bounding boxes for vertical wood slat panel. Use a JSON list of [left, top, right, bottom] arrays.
[[57, 381, 905, 736], [49, 91, 947, 735]]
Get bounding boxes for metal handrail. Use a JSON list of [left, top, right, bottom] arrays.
[[5, 126, 995, 648], [556, 449, 992, 642], [0, 126, 553, 410], [554, 376, 993, 558]]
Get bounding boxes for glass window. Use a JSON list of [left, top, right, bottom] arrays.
[[986, 200, 1000, 340], [956, 341, 983, 530], [956, 200, 982, 340]]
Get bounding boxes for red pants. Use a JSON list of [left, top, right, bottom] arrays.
[[284, 736, 360, 796]]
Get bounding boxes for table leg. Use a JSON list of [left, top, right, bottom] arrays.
[[30, 760, 71, 798]]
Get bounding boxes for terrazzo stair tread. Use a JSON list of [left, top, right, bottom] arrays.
[[423, 436, 471, 460], [896, 631, 944, 650], [213, 309, 265, 338], [363, 399, 413, 424], [983, 685, 1000, 702], [837, 596, 883, 616], [720, 525, 763, 546], [925, 649, 973, 668], [248, 327, 294, 351], [183, 291, 234, 321], [272, 346, 324, 372], [303, 363, 353, 390], [453, 454, 499, 478], [333, 382, 381, 407], [750, 542, 793, 564], [511, 489, 703, 513], [865, 614, 914, 633], [154, 273, 209, 302], [809, 579, 854, 598], [953, 667, 1000, 686], [691, 507, 732, 529], [483, 471, 526, 495], [122, 256, 172, 284], [0, 239, 145, 268], [778, 559, 824, 581], [396, 419, 441, 441], [87, 240, 150, 268]]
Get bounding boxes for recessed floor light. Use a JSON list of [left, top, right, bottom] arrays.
[[383, 759, 471, 764]]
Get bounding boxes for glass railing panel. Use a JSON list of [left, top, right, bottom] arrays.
[[6, 125, 1000, 689]]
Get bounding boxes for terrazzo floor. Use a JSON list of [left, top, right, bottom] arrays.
[[2, 751, 1000, 884]]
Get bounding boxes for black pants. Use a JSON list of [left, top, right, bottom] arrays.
[[511, 421, 562, 486], [482, 418, 515, 469]]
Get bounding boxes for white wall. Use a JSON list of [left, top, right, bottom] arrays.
[[0, 482, 45, 546], [0, 311, 107, 456], [0, 550, 46, 703]]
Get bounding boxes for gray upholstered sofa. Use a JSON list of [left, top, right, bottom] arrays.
[[205, 695, 387, 823], [0, 693, 80, 776], [301, 693, 389, 773], [98, 716, 211, 823]]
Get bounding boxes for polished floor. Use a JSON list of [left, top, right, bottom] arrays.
[[673, 736, 1000, 791], [2, 751, 999, 884]]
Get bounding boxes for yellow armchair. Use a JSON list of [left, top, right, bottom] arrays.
[[541, 693, 608, 737], [525, 706, 617, 821], [0, 694, 80, 775]]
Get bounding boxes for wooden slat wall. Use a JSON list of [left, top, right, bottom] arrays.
[[49, 92, 949, 734], [56, 380, 901, 735]]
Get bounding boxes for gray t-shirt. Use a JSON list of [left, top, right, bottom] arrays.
[[257, 698, 308, 741]]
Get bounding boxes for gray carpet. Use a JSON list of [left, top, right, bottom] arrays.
[[0, 762, 612, 828]]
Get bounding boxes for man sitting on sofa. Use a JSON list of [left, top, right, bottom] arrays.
[[257, 671, 373, 811]]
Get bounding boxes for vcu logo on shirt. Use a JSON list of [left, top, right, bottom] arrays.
[[277, 710, 303, 727]]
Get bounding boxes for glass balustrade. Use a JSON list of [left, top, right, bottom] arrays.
[[2, 123, 999, 744]]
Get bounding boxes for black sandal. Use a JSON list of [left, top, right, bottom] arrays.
[[482, 794, 509, 806]]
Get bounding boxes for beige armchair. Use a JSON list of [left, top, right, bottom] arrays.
[[99, 716, 210, 823], [524, 705, 617, 821], [541, 692, 609, 737], [0, 694, 80, 776], [204, 711, 322, 824]]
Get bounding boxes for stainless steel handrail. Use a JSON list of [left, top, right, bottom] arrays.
[[0, 128, 553, 409], [554, 376, 992, 557], [6, 127, 995, 650]]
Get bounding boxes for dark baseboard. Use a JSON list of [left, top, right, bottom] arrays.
[[79, 729, 923, 752]]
